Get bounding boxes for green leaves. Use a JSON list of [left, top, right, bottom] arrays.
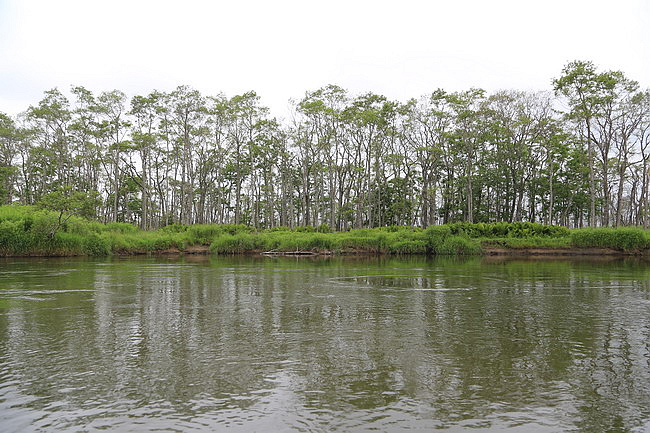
[[38, 186, 101, 230]]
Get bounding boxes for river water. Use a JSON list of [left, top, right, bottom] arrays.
[[0, 256, 649, 432]]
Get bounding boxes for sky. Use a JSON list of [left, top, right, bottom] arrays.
[[0, 0, 648, 119]]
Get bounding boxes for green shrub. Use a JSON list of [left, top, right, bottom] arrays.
[[82, 234, 111, 255], [103, 232, 134, 252], [159, 223, 188, 233], [219, 224, 254, 235], [30, 214, 59, 240], [334, 235, 382, 252], [0, 205, 38, 222], [260, 232, 333, 251], [425, 225, 451, 253], [268, 225, 291, 232], [295, 225, 316, 233], [317, 224, 332, 233], [150, 236, 176, 251], [445, 221, 570, 238], [436, 236, 482, 255], [380, 225, 417, 233], [211, 233, 261, 253], [0, 220, 31, 255], [186, 224, 223, 244], [52, 232, 85, 255], [389, 240, 427, 254], [388, 229, 426, 243], [304, 233, 333, 249], [104, 222, 139, 233], [67, 220, 104, 235]]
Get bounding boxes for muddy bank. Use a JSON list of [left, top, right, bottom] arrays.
[[153, 245, 649, 257], [5, 245, 649, 258], [482, 246, 646, 256]]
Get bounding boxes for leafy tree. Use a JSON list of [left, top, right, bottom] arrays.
[[37, 186, 101, 236], [554, 61, 622, 226], [0, 113, 21, 204]]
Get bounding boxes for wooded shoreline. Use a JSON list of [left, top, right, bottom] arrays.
[[1, 61, 649, 232]]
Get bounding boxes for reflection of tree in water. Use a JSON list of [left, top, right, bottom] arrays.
[[0, 257, 649, 431], [415, 261, 650, 431]]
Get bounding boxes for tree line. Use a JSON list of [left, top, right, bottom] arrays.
[[0, 60, 649, 230]]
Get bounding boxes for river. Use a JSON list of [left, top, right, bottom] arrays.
[[0, 256, 649, 432]]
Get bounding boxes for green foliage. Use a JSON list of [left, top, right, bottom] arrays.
[[424, 225, 451, 253], [0, 220, 31, 255], [104, 222, 139, 233], [220, 224, 254, 235], [0, 205, 187, 256], [444, 221, 569, 238], [5, 71, 649, 238], [211, 233, 261, 254], [159, 223, 189, 233], [436, 236, 482, 255], [186, 225, 225, 244], [102, 230, 188, 253], [2, 205, 650, 257], [423, 226, 481, 255], [334, 235, 383, 252], [294, 225, 317, 233], [30, 214, 59, 240], [38, 187, 101, 223], [308, 233, 334, 249], [570, 228, 649, 251], [268, 226, 291, 232], [0, 205, 38, 221], [254, 232, 336, 252], [388, 240, 428, 254], [380, 225, 422, 233], [316, 224, 332, 233], [67, 220, 104, 235]]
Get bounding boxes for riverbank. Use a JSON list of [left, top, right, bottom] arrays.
[[120, 245, 650, 257], [482, 246, 643, 256], [1, 205, 650, 257]]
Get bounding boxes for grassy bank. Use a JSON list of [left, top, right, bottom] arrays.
[[1, 205, 650, 257]]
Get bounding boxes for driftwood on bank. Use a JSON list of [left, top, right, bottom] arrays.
[[262, 250, 329, 256]]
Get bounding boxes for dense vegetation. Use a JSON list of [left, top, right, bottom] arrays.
[[0, 60, 648, 231], [2, 205, 649, 257]]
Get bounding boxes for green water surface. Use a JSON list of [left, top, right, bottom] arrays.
[[0, 256, 649, 432]]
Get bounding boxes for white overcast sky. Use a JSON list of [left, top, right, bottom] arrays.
[[0, 0, 648, 118]]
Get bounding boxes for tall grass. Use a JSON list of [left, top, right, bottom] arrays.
[[570, 228, 650, 251], [211, 233, 262, 253], [2, 205, 649, 256]]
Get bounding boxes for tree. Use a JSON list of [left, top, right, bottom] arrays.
[[94, 90, 129, 222], [37, 186, 101, 237], [447, 89, 486, 223], [554, 60, 622, 226], [0, 113, 21, 204]]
